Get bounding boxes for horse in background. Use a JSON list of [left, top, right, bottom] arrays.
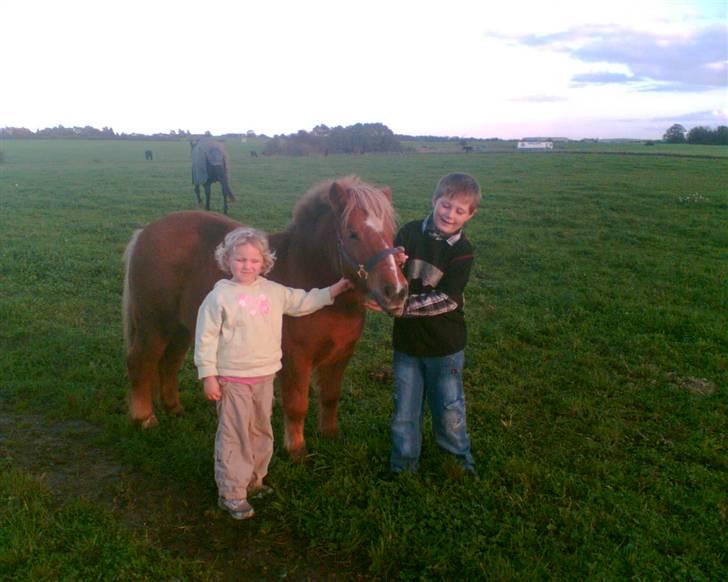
[[122, 176, 408, 459], [190, 139, 236, 214], [144, 150, 153, 161]]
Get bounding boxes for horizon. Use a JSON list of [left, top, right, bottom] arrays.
[[4, 122, 716, 142], [3, 1, 726, 140]]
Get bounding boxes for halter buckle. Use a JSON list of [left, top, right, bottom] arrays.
[[356, 265, 368, 280]]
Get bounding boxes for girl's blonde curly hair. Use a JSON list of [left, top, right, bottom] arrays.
[[214, 227, 276, 276]]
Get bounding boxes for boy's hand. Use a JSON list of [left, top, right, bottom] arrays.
[[395, 247, 408, 267], [330, 277, 354, 299], [203, 376, 222, 401]]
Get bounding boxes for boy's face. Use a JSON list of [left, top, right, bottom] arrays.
[[432, 194, 475, 236]]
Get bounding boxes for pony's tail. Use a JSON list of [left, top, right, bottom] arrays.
[[122, 229, 142, 349]]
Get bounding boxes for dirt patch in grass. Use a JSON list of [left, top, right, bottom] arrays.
[[668, 374, 717, 396], [0, 398, 367, 581]]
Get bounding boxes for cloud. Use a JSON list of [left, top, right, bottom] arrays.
[[571, 72, 642, 85], [637, 82, 723, 93], [509, 95, 569, 103], [650, 109, 728, 124], [517, 23, 728, 90]]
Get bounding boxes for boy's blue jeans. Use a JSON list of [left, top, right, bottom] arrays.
[[390, 350, 475, 473]]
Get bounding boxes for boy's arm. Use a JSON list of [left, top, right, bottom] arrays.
[[401, 290, 458, 317], [401, 254, 473, 318]]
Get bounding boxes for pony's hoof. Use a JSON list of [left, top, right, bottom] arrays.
[[165, 404, 184, 416], [287, 446, 309, 464], [320, 427, 339, 439], [139, 414, 159, 430]]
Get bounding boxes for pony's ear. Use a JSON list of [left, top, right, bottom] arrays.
[[381, 186, 392, 200], [328, 181, 349, 214]]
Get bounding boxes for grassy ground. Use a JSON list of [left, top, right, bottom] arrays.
[[0, 139, 726, 579]]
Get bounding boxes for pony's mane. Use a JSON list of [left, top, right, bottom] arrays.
[[290, 175, 396, 234]]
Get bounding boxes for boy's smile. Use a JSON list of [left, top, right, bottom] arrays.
[[432, 195, 475, 236]]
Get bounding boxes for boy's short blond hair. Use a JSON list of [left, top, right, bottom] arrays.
[[214, 227, 277, 275], [432, 173, 481, 212]]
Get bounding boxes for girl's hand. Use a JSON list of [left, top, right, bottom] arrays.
[[330, 277, 354, 299], [203, 376, 222, 401]]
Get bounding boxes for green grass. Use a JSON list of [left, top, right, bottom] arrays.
[[1, 139, 726, 579], [0, 466, 212, 580]]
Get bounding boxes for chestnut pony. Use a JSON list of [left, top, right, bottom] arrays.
[[122, 176, 408, 459]]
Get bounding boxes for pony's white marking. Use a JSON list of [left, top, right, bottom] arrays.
[[363, 215, 406, 294], [365, 215, 384, 233]]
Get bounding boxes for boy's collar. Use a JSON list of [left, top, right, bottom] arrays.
[[422, 215, 463, 246]]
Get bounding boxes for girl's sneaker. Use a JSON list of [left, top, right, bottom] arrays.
[[218, 497, 255, 520], [248, 484, 274, 499]]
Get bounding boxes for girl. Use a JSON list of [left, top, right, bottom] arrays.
[[195, 227, 352, 519]]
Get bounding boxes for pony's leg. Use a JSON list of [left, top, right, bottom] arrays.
[[316, 358, 351, 439], [204, 184, 212, 210], [158, 328, 191, 416], [194, 184, 202, 205], [223, 192, 229, 215], [127, 332, 167, 429], [278, 355, 314, 462]]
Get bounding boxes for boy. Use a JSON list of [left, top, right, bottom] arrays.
[[387, 172, 481, 476]]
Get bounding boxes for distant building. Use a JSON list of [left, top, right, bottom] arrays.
[[517, 141, 553, 150]]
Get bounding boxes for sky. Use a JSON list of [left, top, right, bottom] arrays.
[[2, 0, 726, 140]]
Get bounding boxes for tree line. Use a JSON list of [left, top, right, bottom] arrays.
[[263, 123, 402, 156], [663, 124, 728, 145], [0, 125, 203, 139]]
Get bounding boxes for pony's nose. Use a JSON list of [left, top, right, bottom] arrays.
[[383, 284, 408, 304]]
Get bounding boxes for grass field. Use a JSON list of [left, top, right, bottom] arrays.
[[1, 139, 726, 579]]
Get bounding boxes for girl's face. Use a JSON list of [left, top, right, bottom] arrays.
[[228, 243, 264, 285]]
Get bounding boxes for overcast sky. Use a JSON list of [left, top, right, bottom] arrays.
[[3, 0, 726, 139]]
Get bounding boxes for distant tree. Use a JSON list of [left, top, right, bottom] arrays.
[[264, 122, 400, 156], [663, 124, 687, 143], [312, 124, 330, 137], [716, 126, 728, 145], [687, 126, 713, 144]]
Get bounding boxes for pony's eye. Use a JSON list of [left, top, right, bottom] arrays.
[[349, 231, 359, 240]]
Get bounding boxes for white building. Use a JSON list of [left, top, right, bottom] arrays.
[[517, 141, 554, 150]]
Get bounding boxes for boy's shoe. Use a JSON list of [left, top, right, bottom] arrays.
[[381, 469, 417, 482], [248, 484, 274, 499], [464, 467, 480, 480], [218, 497, 255, 520]]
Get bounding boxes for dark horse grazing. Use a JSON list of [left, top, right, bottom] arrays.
[[191, 139, 236, 214], [122, 176, 408, 459]]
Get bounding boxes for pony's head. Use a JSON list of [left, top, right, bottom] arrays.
[[326, 176, 408, 315]]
